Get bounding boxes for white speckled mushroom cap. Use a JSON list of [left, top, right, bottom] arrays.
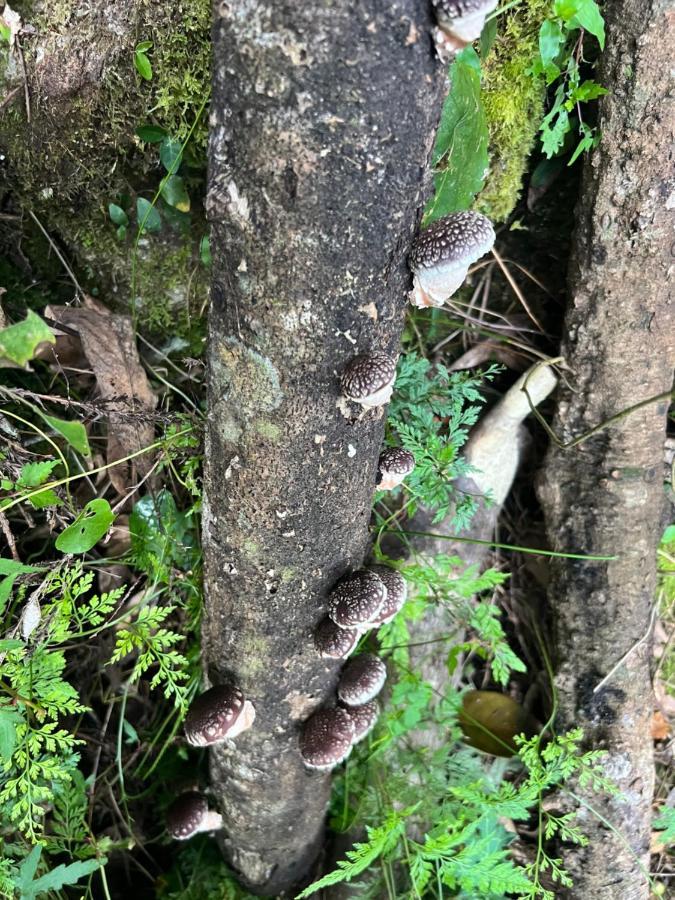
[[343, 700, 380, 744], [314, 616, 360, 659], [340, 352, 398, 408], [410, 212, 495, 271], [300, 707, 356, 770], [377, 447, 415, 490], [367, 567, 407, 626], [166, 792, 223, 840], [328, 570, 387, 629], [184, 685, 256, 747], [435, 0, 498, 19], [337, 653, 387, 706]]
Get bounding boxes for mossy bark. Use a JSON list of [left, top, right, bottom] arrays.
[[537, 0, 675, 895], [202, 2, 446, 894], [0, 0, 210, 338]]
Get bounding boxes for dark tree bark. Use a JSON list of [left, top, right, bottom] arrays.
[[536, 0, 675, 896], [203, 3, 445, 893]]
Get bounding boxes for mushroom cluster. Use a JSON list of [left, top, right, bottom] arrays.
[[302, 565, 408, 771], [408, 211, 495, 308]]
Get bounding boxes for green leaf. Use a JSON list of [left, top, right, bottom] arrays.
[[129, 490, 196, 582], [116, 224, 127, 241], [160, 175, 191, 212], [0, 706, 23, 759], [136, 197, 162, 234], [0, 311, 55, 368], [0, 557, 40, 618], [538, 20, 565, 75], [553, 0, 605, 48], [134, 43, 153, 81], [479, 16, 498, 59], [108, 203, 128, 227], [55, 499, 115, 554], [15, 843, 105, 899], [42, 415, 90, 457], [199, 235, 212, 266], [136, 124, 167, 143], [423, 47, 489, 223], [16, 460, 59, 490], [159, 137, 183, 173]]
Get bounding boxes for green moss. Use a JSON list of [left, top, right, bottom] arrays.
[[476, 0, 551, 222]]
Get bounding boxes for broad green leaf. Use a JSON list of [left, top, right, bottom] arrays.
[[569, 80, 607, 103], [540, 106, 570, 157], [129, 490, 196, 582], [159, 137, 183, 173], [136, 197, 162, 234], [42, 415, 90, 456], [16, 845, 42, 893], [134, 49, 152, 81], [424, 47, 488, 223], [538, 20, 565, 75], [479, 16, 498, 59], [0, 638, 24, 651], [108, 203, 128, 227], [0, 559, 40, 617], [16, 844, 105, 899], [0, 706, 22, 759], [554, 0, 605, 47], [0, 311, 55, 368], [55, 498, 114, 554], [116, 224, 127, 241], [136, 40, 153, 52], [16, 460, 59, 489], [136, 124, 167, 143], [161, 175, 190, 212]]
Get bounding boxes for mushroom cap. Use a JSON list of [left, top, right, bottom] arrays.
[[377, 447, 415, 490], [300, 707, 356, 770], [314, 616, 360, 659], [435, 0, 498, 20], [367, 567, 407, 626], [166, 792, 208, 840], [343, 700, 380, 744], [328, 570, 387, 629], [184, 684, 254, 747], [409, 212, 495, 272], [340, 352, 397, 407], [337, 653, 387, 706]]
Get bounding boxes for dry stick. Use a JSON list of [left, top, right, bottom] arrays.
[[27, 210, 84, 298], [0, 85, 21, 112], [491, 246, 546, 334], [522, 358, 675, 450], [592, 602, 659, 695], [0, 510, 19, 560]]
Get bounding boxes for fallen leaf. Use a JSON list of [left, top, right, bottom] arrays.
[[1, 3, 22, 49], [652, 709, 671, 741], [45, 298, 157, 494]]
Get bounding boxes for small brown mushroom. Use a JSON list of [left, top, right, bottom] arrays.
[[166, 791, 222, 840], [300, 707, 356, 770], [340, 352, 398, 408], [328, 570, 387, 630], [337, 653, 387, 707], [184, 684, 256, 747], [376, 448, 415, 491]]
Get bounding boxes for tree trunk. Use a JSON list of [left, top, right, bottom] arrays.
[[203, 3, 445, 893], [536, 0, 675, 896]]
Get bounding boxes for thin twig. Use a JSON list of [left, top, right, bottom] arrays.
[[27, 210, 84, 298], [593, 603, 659, 694], [491, 246, 546, 333]]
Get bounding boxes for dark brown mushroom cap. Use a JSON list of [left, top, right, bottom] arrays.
[[368, 567, 407, 625], [435, 0, 497, 19], [409, 212, 495, 272], [337, 653, 387, 706], [340, 352, 397, 403], [328, 570, 387, 629], [343, 700, 380, 744], [166, 792, 208, 840], [377, 448, 415, 481], [314, 616, 360, 659], [300, 707, 356, 770], [184, 684, 246, 747]]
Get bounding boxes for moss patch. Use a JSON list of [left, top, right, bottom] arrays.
[[476, 0, 550, 222]]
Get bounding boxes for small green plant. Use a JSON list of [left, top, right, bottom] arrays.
[[134, 40, 154, 82], [530, 0, 607, 163]]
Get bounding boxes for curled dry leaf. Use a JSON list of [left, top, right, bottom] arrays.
[[45, 298, 157, 494]]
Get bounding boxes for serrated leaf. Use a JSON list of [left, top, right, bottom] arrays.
[[159, 137, 183, 173], [136, 124, 167, 143], [55, 499, 114, 554], [16, 460, 60, 489], [136, 197, 162, 234], [424, 47, 488, 223], [108, 203, 128, 227], [538, 20, 565, 74], [42, 415, 90, 457], [160, 175, 190, 212], [0, 311, 55, 368]]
